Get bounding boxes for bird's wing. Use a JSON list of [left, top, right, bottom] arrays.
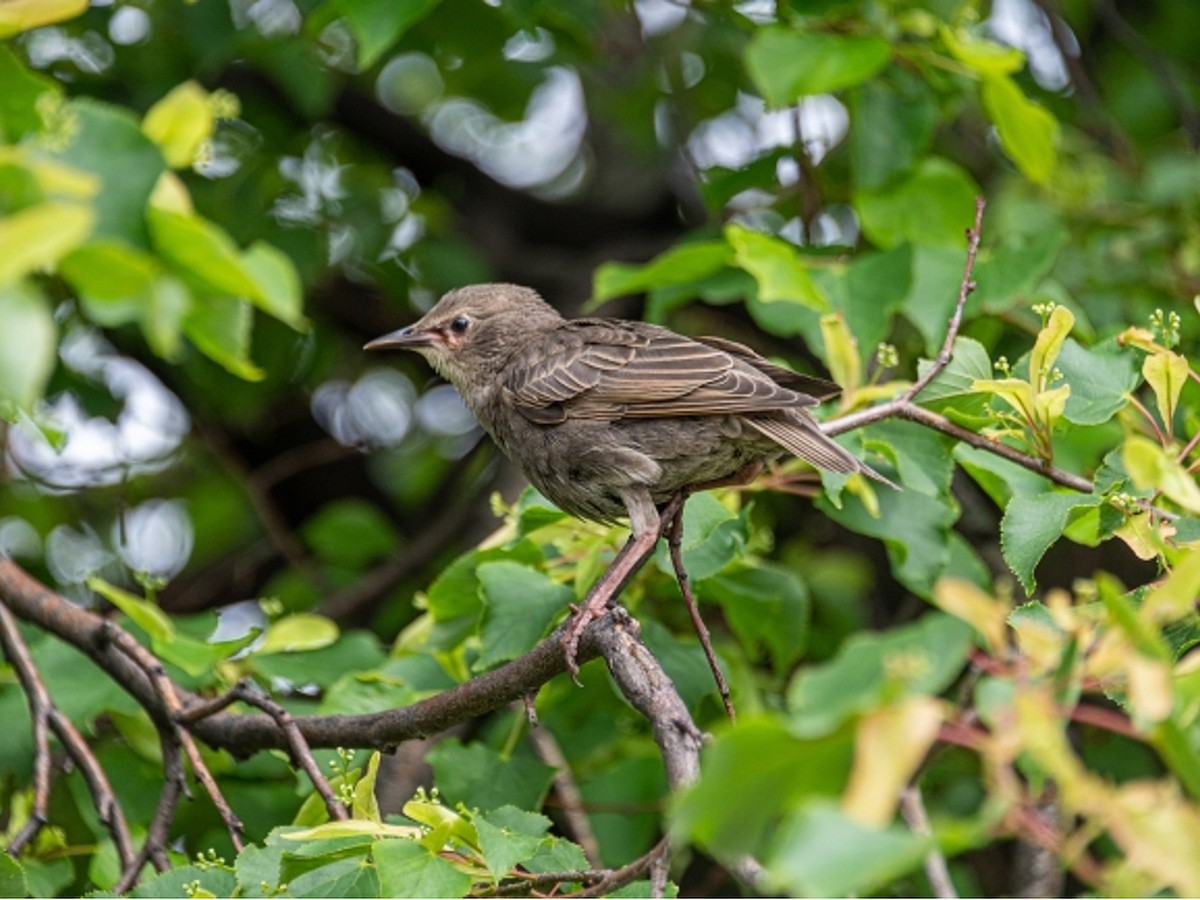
[[506, 320, 820, 422], [692, 336, 842, 400]]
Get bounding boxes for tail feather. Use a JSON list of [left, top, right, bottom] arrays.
[[744, 413, 898, 489]]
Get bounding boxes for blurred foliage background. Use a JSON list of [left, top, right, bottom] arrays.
[[2, 0, 1200, 896]]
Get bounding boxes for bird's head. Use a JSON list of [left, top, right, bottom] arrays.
[[365, 283, 563, 390]]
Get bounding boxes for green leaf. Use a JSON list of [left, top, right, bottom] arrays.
[[0, 854, 27, 899], [1029, 305, 1073, 390], [980, 74, 1059, 184], [337, 0, 444, 70], [0, 46, 60, 141], [87, 576, 175, 642], [817, 482, 959, 597], [427, 740, 555, 813], [915, 336, 994, 407], [302, 499, 400, 571], [61, 240, 192, 359], [764, 803, 929, 897], [902, 245, 974, 355], [475, 561, 571, 671], [652, 491, 744, 582], [670, 716, 853, 858], [856, 157, 979, 249], [1000, 491, 1100, 593], [940, 26, 1025, 75], [54, 98, 165, 243], [1056, 338, 1138, 426], [373, 839, 471, 899], [241, 240, 309, 331], [787, 612, 973, 737], [592, 240, 731, 303], [849, 70, 938, 190], [147, 206, 261, 297], [474, 808, 550, 878], [130, 864, 237, 899], [746, 28, 891, 107], [0, 281, 56, 416], [182, 293, 265, 381], [703, 563, 809, 671], [725, 223, 828, 310]]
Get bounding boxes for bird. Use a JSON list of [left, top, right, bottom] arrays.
[[366, 283, 890, 679]]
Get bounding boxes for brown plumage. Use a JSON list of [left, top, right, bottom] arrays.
[[366, 283, 889, 675]]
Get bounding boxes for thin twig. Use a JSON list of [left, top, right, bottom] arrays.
[[666, 495, 735, 722], [900, 785, 957, 899], [0, 601, 136, 868], [100, 623, 246, 850], [527, 725, 603, 868], [181, 680, 349, 822]]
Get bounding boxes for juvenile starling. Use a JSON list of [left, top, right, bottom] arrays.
[[366, 283, 888, 676]]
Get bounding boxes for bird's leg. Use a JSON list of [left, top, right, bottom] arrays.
[[560, 487, 680, 684], [665, 494, 736, 722]]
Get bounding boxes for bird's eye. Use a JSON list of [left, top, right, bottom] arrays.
[[449, 315, 470, 335]]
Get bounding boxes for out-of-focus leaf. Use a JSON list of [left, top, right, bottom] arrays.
[[652, 491, 744, 582], [764, 802, 929, 897], [841, 696, 943, 827], [1124, 435, 1200, 514], [0, 200, 94, 287], [819, 313, 860, 391], [787, 613, 972, 737], [933, 578, 1011, 655], [302, 499, 400, 571], [142, 81, 215, 169], [703, 563, 809, 671], [725, 224, 827, 310], [0, 0, 87, 39], [746, 28, 890, 106], [427, 740, 554, 813], [856, 157, 979, 249], [336, 0, 444, 70], [980, 74, 1059, 183], [182, 294, 265, 381], [0, 281, 56, 417], [940, 26, 1024, 74], [87, 576, 175, 641], [257, 613, 339, 654], [593, 241, 731, 303], [849, 70, 937, 190]]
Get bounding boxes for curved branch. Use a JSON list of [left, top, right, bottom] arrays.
[[822, 196, 1098, 497]]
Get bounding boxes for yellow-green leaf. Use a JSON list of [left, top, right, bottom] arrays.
[[972, 377, 1036, 420], [1143, 545, 1200, 624], [939, 26, 1024, 75], [725, 224, 828, 310], [1033, 383, 1071, 426], [1123, 435, 1200, 515], [841, 696, 943, 827], [0, 0, 87, 39], [0, 281, 56, 417], [1029, 305, 1074, 391], [142, 81, 215, 169], [353, 752, 383, 823], [0, 201, 95, 287], [1143, 350, 1189, 432], [257, 613, 339, 654], [933, 577, 1010, 655], [283, 819, 420, 841], [86, 576, 176, 642], [980, 74, 1059, 184], [819, 313, 861, 391]]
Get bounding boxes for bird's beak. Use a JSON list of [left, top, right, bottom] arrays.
[[364, 326, 437, 351]]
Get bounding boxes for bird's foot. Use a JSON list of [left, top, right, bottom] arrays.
[[561, 598, 610, 685]]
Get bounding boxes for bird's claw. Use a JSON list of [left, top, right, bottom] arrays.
[[561, 601, 605, 685]]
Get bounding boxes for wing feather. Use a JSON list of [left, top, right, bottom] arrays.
[[507, 319, 828, 422]]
